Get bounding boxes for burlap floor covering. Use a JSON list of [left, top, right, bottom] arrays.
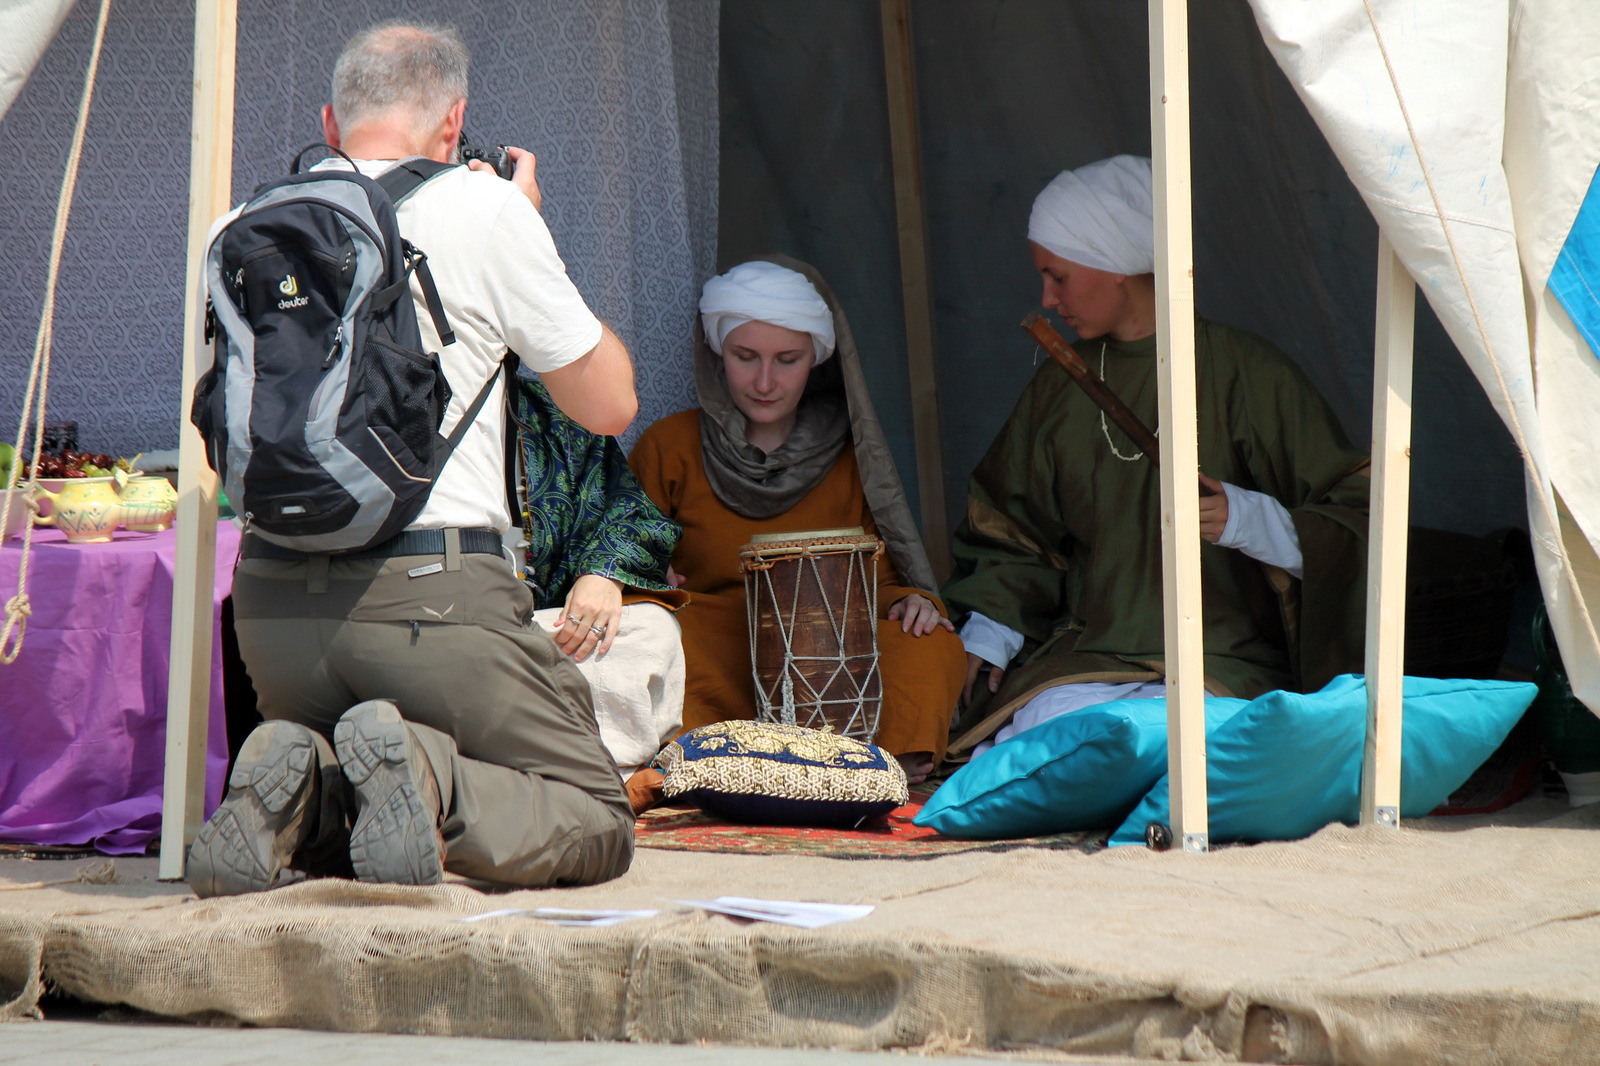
[[2, 794, 1598, 1064]]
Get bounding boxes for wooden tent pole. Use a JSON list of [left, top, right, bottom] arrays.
[[157, 0, 235, 881], [879, 0, 950, 579], [1150, 0, 1208, 853], [1360, 234, 1414, 827]]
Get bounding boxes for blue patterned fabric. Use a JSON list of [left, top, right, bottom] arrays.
[[1549, 163, 1600, 362], [658, 721, 909, 827], [513, 378, 680, 609]]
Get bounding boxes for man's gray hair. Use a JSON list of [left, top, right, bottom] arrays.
[[332, 21, 469, 131]]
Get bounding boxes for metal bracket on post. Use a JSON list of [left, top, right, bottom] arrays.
[[1183, 833, 1210, 854], [1374, 806, 1399, 829]]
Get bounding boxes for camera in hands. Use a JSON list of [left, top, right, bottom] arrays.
[[458, 132, 514, 181]]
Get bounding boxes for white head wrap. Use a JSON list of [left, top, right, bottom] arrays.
[[699, 260, 837, 363], [1027, 155, 1154, 275]]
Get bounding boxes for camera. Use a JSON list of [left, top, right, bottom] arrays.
[[458, 132, 514, 181]]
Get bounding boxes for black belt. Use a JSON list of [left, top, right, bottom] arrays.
[[241, 527, 506, 562]]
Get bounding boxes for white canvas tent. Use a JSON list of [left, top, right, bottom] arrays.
[[1247, 0, 1600, 762], [3, 0, 1598, 872]]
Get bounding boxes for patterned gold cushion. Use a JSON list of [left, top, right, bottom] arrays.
[[658, 721, 909, 827]]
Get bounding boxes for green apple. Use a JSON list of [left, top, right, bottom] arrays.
[[0, 441, 13, 485]]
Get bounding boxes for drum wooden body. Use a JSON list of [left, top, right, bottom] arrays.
[[740, 527, 883, 742]]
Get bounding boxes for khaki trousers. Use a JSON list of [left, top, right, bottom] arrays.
[[231, 547, 634, 888]]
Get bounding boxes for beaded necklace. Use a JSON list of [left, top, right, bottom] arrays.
[[1098, 341, 1155, 461]]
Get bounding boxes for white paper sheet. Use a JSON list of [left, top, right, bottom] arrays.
[[671, 896, 874, 928], [459, 907, 660, 928]]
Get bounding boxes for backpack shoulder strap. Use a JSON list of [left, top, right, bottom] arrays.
[[371, 158, 459, 346], [432, 351, 522, 481], [376, 158, 457, 205]]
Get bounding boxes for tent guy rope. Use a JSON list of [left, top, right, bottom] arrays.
[[1, 0, 112, 664], [1358, 0, 1600, 673]]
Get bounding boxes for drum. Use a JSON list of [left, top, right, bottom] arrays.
[[740, 527, 884, 743]]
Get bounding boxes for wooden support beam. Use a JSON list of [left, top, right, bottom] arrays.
[[879, 0, 949, 579], [1150, 0, 1208, 853], [1360, 234, 1414, 828], [158, 0, 236, 881]]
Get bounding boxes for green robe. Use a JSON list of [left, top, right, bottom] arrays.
[[943, 318, 1370, 752]]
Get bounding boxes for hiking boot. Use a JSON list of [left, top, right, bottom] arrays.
[[335, 700, 445, 885], [187, 720, 328, 898]]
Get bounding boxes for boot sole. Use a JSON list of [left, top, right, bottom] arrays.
[[187, 721, 317, 898], [335, 701, 443, 886]]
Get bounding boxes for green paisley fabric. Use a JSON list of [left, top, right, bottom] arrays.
[[513, 378, 681, 609]]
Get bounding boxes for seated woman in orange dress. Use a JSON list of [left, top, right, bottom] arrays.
[[629, 256, 965, 779]]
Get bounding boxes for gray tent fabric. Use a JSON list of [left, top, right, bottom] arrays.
[[717, 0, 1527, 543], [0, 0, 716, 457]]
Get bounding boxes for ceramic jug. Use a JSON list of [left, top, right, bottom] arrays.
[[33, 478, 121, 543], [118, 476, 178, 532]]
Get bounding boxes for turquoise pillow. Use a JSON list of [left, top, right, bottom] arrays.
[[914, 697, 1249, 839], [1109, 674, 1538, 846]]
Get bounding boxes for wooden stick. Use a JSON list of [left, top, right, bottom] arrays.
[[159, 0, 236, 882], [1151, 0, 1208, 854], [1021, 313, 1215, 496], [880, 0, 950, 579], [1360, 233, 1414, 829]]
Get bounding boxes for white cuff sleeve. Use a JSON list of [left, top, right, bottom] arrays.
[[959, 611, 1027, 669], [1216, 482, 1304, 580]]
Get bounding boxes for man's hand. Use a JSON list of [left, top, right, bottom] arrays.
[[469, 144, 542, 212], [666, 564, 687, 589], [887, 593, 956, 637], [961, 652, 1006, 707], [554, 574, 623, 662], [1198, 472, 1229, 543]]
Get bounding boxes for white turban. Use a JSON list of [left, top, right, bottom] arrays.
[[1027, 155, 1154, 275], [699, 261, 837, 363]]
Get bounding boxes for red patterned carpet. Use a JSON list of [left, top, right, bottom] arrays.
[[633, 782, 1108, 859]]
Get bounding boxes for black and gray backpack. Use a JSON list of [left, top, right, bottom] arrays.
[[191, 146, 500, 552]]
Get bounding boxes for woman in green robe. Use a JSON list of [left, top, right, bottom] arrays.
[[944, 156, 1370, 756]]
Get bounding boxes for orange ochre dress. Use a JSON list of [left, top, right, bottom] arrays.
[[630, 409, 964, 761]]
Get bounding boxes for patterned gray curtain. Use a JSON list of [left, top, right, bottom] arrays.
[[0, 0, 716, 457]]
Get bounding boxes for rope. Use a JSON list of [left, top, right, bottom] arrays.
[[1358, 0, 1600, 672], [0, 859, 116, 892], [0, 0, 113, 664]]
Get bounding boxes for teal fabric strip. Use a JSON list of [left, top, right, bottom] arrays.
[[1549, 162, 1600, 362]]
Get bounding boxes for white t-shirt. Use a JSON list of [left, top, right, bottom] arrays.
[[337, 159, 603, 532]]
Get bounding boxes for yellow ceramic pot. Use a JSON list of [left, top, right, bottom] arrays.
[[34, 477, 122, 543], [118, 476, 178, 532]]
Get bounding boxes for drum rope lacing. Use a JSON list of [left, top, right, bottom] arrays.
[[744, 538, 885, 740]]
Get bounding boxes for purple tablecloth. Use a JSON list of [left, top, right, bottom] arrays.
[[0, 521, 238, 854]]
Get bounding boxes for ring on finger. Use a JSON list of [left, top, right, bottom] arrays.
[[590, 623, 607, 636], [565, 615, 583, 628]]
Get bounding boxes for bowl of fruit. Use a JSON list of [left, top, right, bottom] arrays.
[[21, 450, 141, 520]]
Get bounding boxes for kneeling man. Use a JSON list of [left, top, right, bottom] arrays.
[[190, 21, 637, 894]]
